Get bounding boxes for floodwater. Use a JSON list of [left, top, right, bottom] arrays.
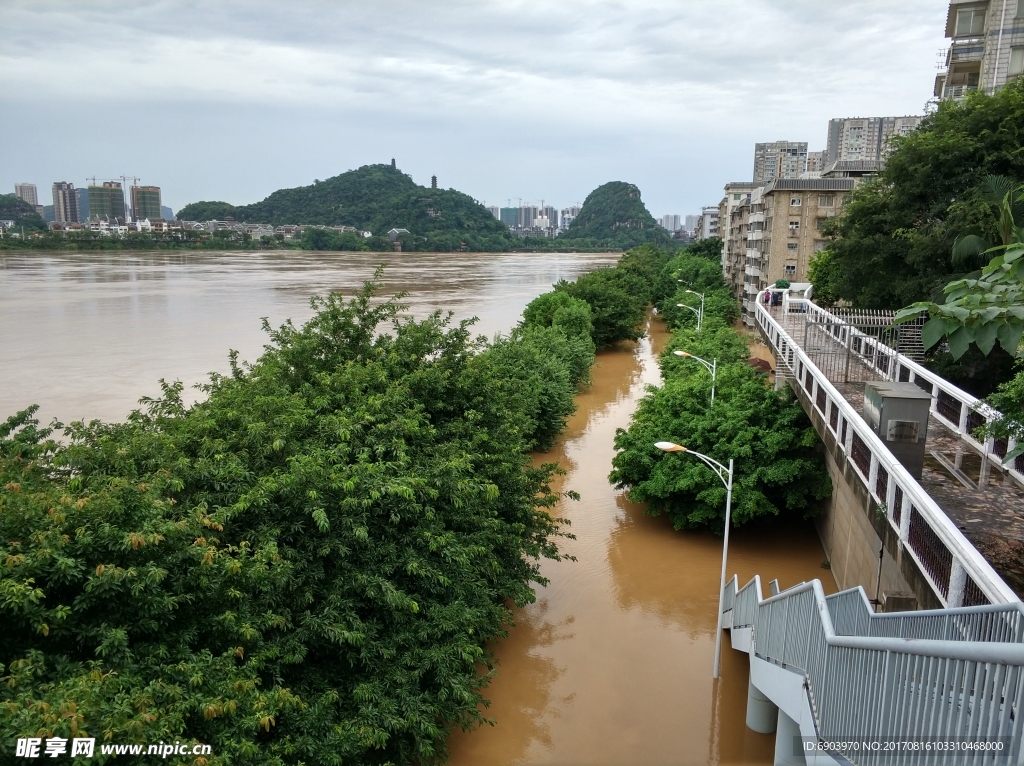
[[0, 250, 836, 764], [447, 319, 837, 766], [0, 250, 619, 426]]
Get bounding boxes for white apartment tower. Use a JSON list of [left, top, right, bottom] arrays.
[[826, 116, 924, 163], [752, 141, 808, 184], [14, 183, 38, 207], [935, 0, 1024, 99]]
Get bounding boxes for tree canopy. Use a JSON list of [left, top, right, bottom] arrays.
[[0, 194, 48, 232], [812, 79, 1024, 309]]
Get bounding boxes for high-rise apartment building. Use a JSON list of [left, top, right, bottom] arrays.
[[130, 185, 162, 221], [719, 182, 759, 282], [499, 207, 519, 228], [486, 206, 500, 220], [825, 116, 924, 164], [660, 214, 681, 232], [684, 214, 699, 235], [752, 141, 808, 184], [540, 206, 559, 229], [51, 182, 80, 223], [518, 206, 538, 228], [935, 0, 1024, 100], [560, 206, 581, 230], [14, 183, 38, 207], [806, 151, 828, 174], [75, 188, 90, 221], [88, 182, 126, 221]]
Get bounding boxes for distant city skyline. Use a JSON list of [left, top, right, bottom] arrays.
[[0, 1, 948, 220]]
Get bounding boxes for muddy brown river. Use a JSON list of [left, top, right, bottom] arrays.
[[0, 251, 836, 765]]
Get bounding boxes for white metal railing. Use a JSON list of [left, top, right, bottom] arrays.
[[723, 575, 1024, 765], [773, 296, 1024, 485], [757, 299, 1017, 606]]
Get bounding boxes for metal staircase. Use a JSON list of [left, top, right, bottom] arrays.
[[723, 575, 1024, 765]]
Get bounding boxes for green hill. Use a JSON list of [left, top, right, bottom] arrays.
[[176, 164, 511, 250], [0, 194, 48, 232], [560, 181, 671, 248]]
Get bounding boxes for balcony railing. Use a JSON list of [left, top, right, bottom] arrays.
[[756, 298, 1017, 607], [942, 84, 979, 99]]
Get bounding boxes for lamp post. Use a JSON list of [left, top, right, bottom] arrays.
[[685, 289, 705, 329], [675, 303, 703, 332], [673, 350, 716, 406], [655, 441, 734, 679]]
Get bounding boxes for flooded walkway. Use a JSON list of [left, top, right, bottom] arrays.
[[447, 318, 836, 766]]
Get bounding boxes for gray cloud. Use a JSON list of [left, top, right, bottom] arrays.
[[0, 0, 946, 218]]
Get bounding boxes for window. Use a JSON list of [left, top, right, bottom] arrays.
[[818, 194, 835, 207], [816, 217, 828, 230], [788, 220, 800, 230], [955, 7, 985, 36], [733, 193, 741, 200], [1017, 0, 1024, 18], [1010, 47, 1024, 78], [790, 197, 802, 206], [787, 242, 798, 251], [814, 240, 828, 252], [784, 265, 797, 276]]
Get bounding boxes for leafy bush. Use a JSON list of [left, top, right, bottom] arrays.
[[609, 364, 831, 530], [1, 279, 576, 765]]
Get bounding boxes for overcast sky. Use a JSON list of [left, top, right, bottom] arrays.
[[0, 0, 948, 219]]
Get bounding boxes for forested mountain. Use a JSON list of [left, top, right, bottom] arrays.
[[176, 164, 511, 249], [0, 194, 48, 231], [559, 181, 672, 249]]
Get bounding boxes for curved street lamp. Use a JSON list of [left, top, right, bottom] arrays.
[[684, 289, 705, 328], [673, 350, 716, 406], [655, 441, 734, 679], [675, 303, 703, 332]]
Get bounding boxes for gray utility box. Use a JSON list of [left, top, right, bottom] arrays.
[[862, 381, 931, 480]]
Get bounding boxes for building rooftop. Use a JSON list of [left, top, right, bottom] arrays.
[[762, 178, 857, 193]]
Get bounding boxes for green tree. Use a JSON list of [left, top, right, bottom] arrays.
[[824, 78, 1024, 308], [609, 364, 830, 530]]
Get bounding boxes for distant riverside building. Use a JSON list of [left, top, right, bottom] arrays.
[[51, 182, 80, 223], [935, 0, 1024, 100], [518, 206, 538, 228], [752, 141, 808, 184], [660, 214, 681, 232], [540, 205, 559, 229], [486, 206, 500, 220], [499, 207, 519, 228], [88, 182, 126, 221], [684, 214, 699, 236], [14, 183, 38, 207], [560, 206, 580, 230], [825, 116, 923, 164], [130, 185, 162, 221], [75, 188, 90, 221]]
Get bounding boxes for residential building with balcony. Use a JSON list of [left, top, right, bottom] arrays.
[[935, 0, 1024, 100], [719, 181, 759, 278], [741, 179, 856, 326], [130, 185, 162, 222], [695, 205, 720, 240], [723, 195, 750, 300], [88, 182, 126, 221]]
